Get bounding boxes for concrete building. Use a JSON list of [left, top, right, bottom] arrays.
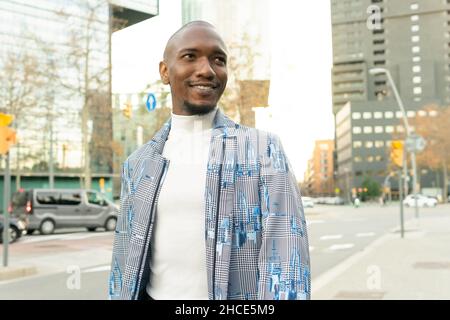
[[0, 0, 158, 205], [303, 140, 335, 197], [331, 0, 450, 197]]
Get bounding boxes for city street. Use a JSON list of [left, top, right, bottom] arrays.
[[0, 203, 448, 299]]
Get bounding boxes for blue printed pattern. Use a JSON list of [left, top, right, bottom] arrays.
[[109, 109, 310, 300]]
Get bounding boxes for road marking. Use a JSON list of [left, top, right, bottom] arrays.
[[312, 234, 393, 296], [307, 220, 325, 226], [356, 232, 376, 238], [320, 234, 343, 241], [329, 243, 354, 251], [21, 232, 113, 244], [83, 265, 111, 273]]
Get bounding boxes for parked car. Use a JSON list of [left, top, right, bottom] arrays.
[[10, 188, 118, 235], [0, 216, 27, 243], [301, 197, 314, 208], [403, 194, 437, 208]]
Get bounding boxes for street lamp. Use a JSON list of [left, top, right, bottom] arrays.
[[369, 68, 419, 218]]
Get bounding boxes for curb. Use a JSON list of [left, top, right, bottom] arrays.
[[0, 266, 37, 281]]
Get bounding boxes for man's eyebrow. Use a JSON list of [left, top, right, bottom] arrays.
[[178, 47, 227, 56]]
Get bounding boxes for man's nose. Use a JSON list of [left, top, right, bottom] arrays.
[[194, 57, 215, 79]]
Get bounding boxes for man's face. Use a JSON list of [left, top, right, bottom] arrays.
[[160, 25, 228, 115]]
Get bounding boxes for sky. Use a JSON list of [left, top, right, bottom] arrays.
[[112, 0, 334, 180]]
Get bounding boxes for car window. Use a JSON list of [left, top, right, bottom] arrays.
[[87, 191, 107, 206], [59, 192, 82, 205], [36, 192, 60, 205]]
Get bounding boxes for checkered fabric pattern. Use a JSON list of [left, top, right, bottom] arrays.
[[109, 109, 310, 300]]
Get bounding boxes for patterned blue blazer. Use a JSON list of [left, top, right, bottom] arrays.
[[109, 108, 310, 300]]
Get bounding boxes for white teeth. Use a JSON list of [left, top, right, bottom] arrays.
[[194, 85, 213, 90]]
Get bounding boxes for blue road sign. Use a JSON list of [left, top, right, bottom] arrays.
[[146, 93, 157, 112]]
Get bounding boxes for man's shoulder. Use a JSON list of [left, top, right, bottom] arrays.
[[235, 124, 282, 149]]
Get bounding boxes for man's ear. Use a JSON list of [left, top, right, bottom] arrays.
[[159, 61, 169, 84]]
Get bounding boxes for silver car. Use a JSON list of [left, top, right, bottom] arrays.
[[11, 189, 118, 235]]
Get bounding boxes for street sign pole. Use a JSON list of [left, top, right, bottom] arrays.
[[2, 152, 10, 266], [398, 169, 404, 239]]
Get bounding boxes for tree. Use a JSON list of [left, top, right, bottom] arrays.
[[410, 105, 450, 202], [361, 176, 381, 201], [219, 33, 261, 124]]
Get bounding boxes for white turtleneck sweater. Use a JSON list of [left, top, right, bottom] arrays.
[[147, 108, 217, 300]]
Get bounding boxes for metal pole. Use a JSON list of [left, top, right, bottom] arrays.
[[399, 169, 404, 239], [49, 110, 54, 189], [385, 70, 419, 218], [2, 152, 10, 266]]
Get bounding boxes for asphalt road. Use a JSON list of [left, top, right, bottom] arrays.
[[0, 202, 445, 299]]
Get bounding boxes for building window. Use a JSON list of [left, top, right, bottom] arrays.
[[411, 25, 419, 32], [363, 112, 372, 119], [375, 126, 383, 133], [354, 156, 362, 163], [396, 111, 403, 118], [352, 112, 362, 119], [412, 56, 421, 63], [413, 76, 422, 84], [385, 111, 394, 118], [375, 155, 383, 161], [375, 140, 384, 148], [396, 125, 405, 133], [374, 111, 383, 119], [407, 111, 416, 118], [411, 35, 420, 43], [418, 110, 427, 117], [410, 3, 419, 10], [365, 141, 374, 148], [353, 141, 363, 148], [353, 126, 362, 134], [413, 65, 421, 73], [429, 110, 438, 117], [364, 126, 373, 134], [412, 46, 420, 53], [367, 156, 374, 162], [411, 15, 419, 22], [385, 126, 394, 133], [414, 87, 422, 95]]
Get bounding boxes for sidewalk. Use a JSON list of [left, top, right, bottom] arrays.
[[312, 213, 450, 299]]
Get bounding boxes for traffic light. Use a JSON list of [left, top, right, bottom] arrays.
[[123, 102, 132, 119], [0, 113, 16, 155], [390, 140, 404, 167]]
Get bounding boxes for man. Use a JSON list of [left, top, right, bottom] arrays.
[[109, 21, 310, 300]]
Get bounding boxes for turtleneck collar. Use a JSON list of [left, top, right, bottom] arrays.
[[169, 107, 218, 135]]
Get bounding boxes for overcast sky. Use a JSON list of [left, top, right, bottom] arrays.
[[112, 0, 334, 180]]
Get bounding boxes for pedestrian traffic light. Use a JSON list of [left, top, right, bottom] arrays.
[[0, 113, 17, 155], [123, 102, 132, 119], [390, 140, 404, 167]]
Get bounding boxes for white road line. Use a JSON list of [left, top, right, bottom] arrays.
[[83, 265, 111, 273], [20, 235, 66, 244], [320, 234, 343, 241], [328, 243, 354, 251], [307, 220, 325, 226], [356, 232, 376, 238], [312, 234, 393, 295]]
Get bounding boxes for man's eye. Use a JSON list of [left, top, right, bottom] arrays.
[[215, 57, 226, 65], [183, 54, 195, 60]]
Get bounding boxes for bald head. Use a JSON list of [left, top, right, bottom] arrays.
[[158, 20, 228, 116], [163, 21, 226, 62]]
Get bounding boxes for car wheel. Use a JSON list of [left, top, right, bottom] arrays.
[[9, 226, 20, 243], [39, 219, 55, 235], [87, 227, 97, 232], [105, 217, 117, 232]]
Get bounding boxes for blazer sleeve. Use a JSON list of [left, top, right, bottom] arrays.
[[257, 133, 311, 300], [108, 160, 132, 299]]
